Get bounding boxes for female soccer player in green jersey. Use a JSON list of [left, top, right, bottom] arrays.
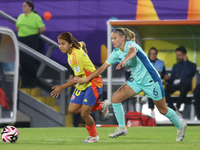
[[74, 28, 187, 142]]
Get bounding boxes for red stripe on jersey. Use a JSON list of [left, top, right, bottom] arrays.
[[72, 52, 77, 65], [83, 69, 103, 88]]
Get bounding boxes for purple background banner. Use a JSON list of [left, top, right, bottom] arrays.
[[0, 0, 190, 64]]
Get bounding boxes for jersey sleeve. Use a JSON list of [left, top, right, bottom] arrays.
[[106, 50, 118, 65], [35, 14, 45, 28], [78, 42, 82, 48], [125, 41, 137, 53]]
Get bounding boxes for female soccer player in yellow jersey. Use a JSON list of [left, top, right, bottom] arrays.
[[74, 28, 187, 141], [50, 32, 110, 143]]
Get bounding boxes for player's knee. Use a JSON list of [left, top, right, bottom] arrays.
[[111, 97, 116, 103], [81, 110, 91, 119], [158, 108, 168, 115], [80, 113, 87, 119], [69, 107, 77, 114], [111, 95, 121, 103]]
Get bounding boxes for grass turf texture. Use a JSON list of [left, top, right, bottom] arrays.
[[0, 126, 200, 150]]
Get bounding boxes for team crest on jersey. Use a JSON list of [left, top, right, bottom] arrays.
[[128, 77, 134, 82], [127, 43, 134, 48], [71, 95, 75, 100], [74, 66, 80, 73]]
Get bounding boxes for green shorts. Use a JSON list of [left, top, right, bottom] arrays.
[[126, 77, 165, 101]]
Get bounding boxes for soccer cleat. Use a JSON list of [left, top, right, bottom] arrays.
[[109, 127, 128, 138], [101, 99, 110, 118], [176, 122, 187, 141], [83, 134, 99, 143]]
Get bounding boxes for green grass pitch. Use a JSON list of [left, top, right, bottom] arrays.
[[0, 126, 200, 150]]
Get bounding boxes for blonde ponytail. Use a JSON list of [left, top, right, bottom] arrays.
[[124, 28, 135, 42]]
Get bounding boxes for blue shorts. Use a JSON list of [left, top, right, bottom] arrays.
[[126, 77, 165, 101], [70, 86, 103, 106]]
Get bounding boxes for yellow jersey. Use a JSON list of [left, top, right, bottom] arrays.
[[67, 43, 103, 90]]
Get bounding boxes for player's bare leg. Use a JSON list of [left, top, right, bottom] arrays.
[[68, 103, 82, 114], [109, 84, 136, 138], [153, 97, 187, 141]]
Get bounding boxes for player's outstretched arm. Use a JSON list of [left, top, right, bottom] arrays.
[[73, 62, 110, 84], [116, 47, 136, 70]]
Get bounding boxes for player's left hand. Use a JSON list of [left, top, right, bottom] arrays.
[[83, 48, 88, 54]]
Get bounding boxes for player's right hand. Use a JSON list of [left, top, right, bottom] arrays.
[[116, 62, 125, 70], [50, 85, 63, 98], [73, 76, 87, 84]]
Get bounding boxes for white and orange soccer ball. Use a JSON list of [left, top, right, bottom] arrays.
[[1, 126, 19, 143]]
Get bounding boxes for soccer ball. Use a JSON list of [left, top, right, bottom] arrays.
[[1, 125, 19, 143]]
